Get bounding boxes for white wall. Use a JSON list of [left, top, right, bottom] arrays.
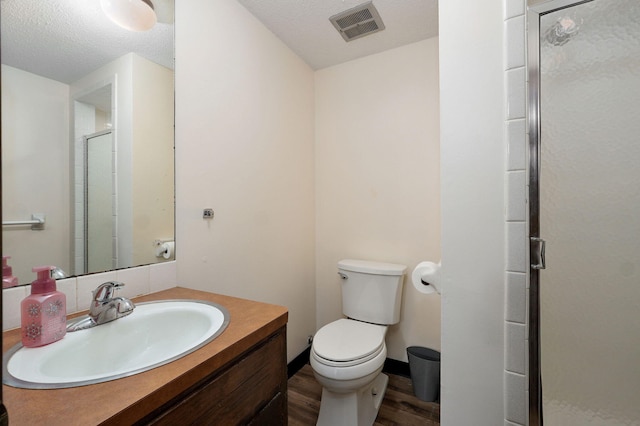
[[1, 65, 71, 284], [175, 3, 522, 424], [131, 55, 175, 266], [439, 1, 507, 425], [175, 0, 317, 362], [315, 38, 441, 361]]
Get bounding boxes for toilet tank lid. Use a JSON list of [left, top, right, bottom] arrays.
[[338, 259, 407, 276]]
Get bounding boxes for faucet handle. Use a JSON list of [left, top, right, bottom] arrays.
[[93, 281, 125, 302]]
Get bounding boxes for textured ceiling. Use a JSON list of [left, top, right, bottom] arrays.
[[0, 0, 174, 84], [238, 0, 439, 70], [0, 0, 437, 85]]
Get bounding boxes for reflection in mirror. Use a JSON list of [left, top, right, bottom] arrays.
[[1, 0, 175, 287], [86, 129, 115, 273]]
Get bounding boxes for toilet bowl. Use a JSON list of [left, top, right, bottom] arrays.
[[310, 259, 406, 426], [310, 319, 389, 426]]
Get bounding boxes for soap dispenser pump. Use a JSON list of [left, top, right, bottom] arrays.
[[2, 256, 18, 288], [21, 266, 67, 347]]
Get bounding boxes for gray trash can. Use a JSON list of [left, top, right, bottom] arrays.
[[407, 346, 440, 402]]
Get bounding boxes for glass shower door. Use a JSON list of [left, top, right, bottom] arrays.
[[85, 131, 114, 273], [537, 0, 640, 424]]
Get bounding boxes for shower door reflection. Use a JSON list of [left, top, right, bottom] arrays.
[[85, 130, 115, 273], [537, 0, 640, 424]]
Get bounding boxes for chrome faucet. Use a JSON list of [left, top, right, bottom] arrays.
[[67, 281, 135, 332], [90, 281, 135, 325]]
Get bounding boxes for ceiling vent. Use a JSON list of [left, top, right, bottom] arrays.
[[329, 2, 385, 42]]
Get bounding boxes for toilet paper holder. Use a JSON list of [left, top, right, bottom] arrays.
[[411, 261, 441, 295], [153, 239, 172, 247], [153, 239, 175, 259]]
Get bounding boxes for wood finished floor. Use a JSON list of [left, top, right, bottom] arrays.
[[288, 364, 440, 426]]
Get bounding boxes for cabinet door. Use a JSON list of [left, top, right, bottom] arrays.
[[248, 391, 287, 426], [148, 328, 287, 425]]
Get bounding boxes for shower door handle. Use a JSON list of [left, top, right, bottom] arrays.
[[530, 237, 546, 270]]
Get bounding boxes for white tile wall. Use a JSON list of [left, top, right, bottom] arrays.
[[74, 101, 94, 274], [504, 0, 529, 425], [507, 119, 527, 170], [505, 322, 526, 374], [56, 278, 78, 314], [506, 371, 527, 424], [2, 261, 177, 331], [506, 272, 527, 324], [506, 68, 527, 119], [507, 171, 527, 221], [149, 261, 178, 293], [116, 266, 150, 299], [505, 16, 526, 70], [507, 222, 528, 273], [77, 271, 117, 311], [505, 0, 526, 19], [2, 285, 28, 331]]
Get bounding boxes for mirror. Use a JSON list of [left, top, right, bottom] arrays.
[[1, 0, 175, 287]]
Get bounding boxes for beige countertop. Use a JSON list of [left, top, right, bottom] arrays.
[[2, 287, 288, 425]]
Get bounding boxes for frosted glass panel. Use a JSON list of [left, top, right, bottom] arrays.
[[86, 132, 115, 273], [539, 0, 640, 425]]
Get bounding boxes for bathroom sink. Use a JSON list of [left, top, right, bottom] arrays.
[[3, 299, 230, 389]]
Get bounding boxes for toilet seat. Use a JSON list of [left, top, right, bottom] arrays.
[[312, 319, 386, 367], [311, 340, 387, 382]]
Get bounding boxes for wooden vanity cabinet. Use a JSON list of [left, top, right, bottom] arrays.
[[142, 326, 287, 425], [3, 289, 289, 425]]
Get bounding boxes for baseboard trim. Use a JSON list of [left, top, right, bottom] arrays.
[[382, 358, 410, 378], [287, 348, 410, 379], [287, 346, 311, 378]]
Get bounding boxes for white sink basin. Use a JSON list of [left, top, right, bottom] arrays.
[[3, 299, 230, 389]]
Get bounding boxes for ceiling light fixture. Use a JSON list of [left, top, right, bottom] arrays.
[[101, 0, 157, 32]]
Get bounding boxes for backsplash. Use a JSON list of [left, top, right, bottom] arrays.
[[2, 261, 177, 331]]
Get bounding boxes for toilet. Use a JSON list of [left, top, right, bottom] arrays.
[[310, 259, 406, 426]]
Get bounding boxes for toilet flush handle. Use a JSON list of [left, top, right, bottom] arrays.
[[338, 272, 348, 280]]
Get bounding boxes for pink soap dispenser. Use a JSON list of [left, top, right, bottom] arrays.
[[2, 256, 18, 288], [21, 266, 67, 347]]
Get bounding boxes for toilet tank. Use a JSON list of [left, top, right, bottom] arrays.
[[338, 259, 407, 325]]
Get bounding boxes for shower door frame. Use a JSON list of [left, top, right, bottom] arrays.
[[83, 129, 117, 274], [526, 1, 593, 425]]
